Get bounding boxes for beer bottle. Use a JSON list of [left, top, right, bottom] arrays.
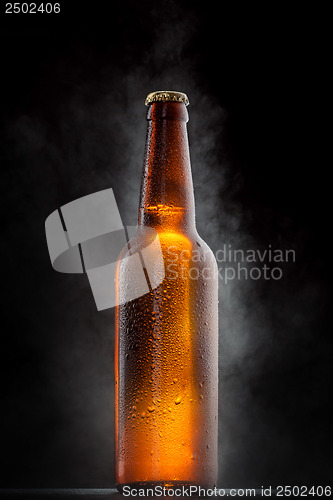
[[115, 91, 218, 491]]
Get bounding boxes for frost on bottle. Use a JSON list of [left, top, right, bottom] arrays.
[[115, 91, 218, 490]]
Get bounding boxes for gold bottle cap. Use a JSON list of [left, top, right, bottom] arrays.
[[145, 91, 189, 106]]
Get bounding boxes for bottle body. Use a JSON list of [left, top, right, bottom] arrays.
[[115, 94, 218, 490]]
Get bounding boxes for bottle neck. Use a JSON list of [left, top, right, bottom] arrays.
[[138, 101, 196, 233]]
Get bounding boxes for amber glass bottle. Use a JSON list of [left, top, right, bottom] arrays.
[[115, 91, 218, 491]]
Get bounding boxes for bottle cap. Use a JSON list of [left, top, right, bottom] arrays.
[[145, 91, 189, 106]]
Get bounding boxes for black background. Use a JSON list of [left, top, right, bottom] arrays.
[[0, 0, 331, 490]]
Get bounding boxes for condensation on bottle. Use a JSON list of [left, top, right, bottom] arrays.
[[115, 91, 218, 490]]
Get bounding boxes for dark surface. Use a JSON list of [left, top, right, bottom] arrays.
[[0, 491, 118, 499], [0, 490, 267, 499], [0, 492, 116, 500], [0, 0, 331, 492]]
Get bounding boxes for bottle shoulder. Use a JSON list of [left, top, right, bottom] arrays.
[[117, 227, 217, 268], [190, 233, 218, 271]]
